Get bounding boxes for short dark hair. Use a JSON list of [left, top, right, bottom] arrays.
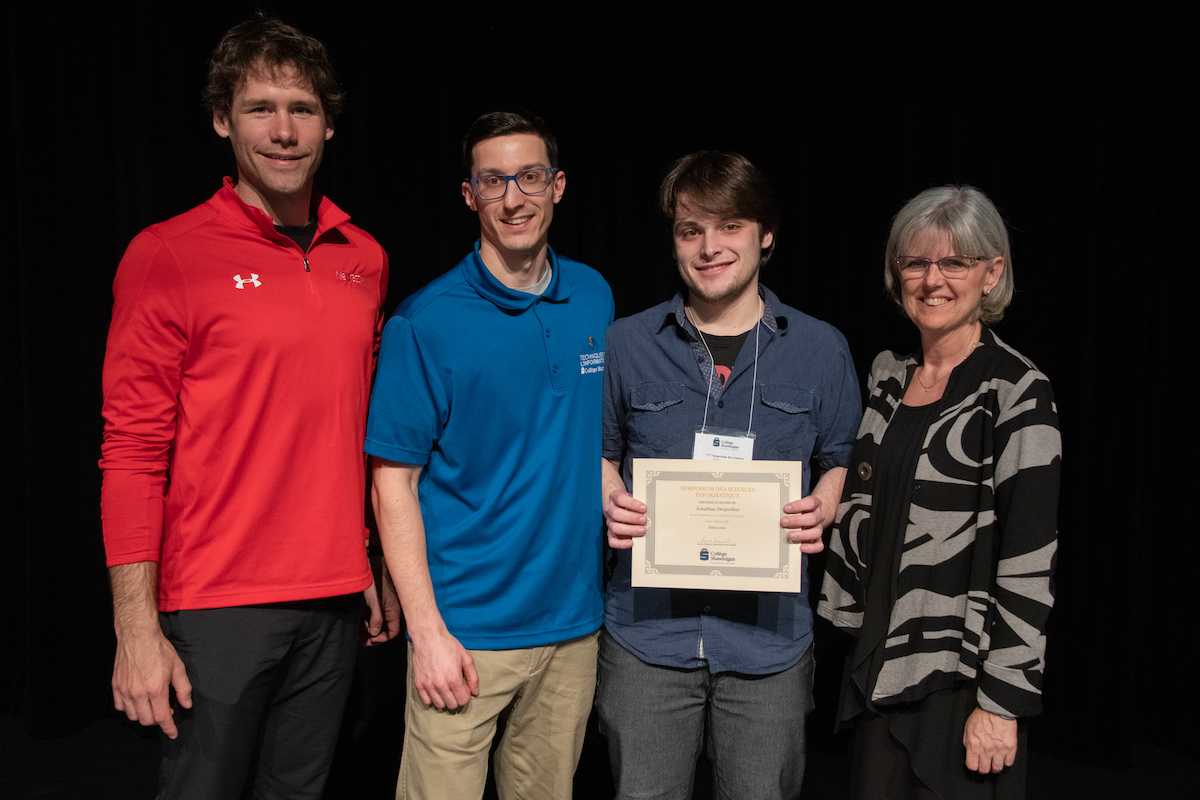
[[203, 12, 344, 124], [462, 110, 559, 178], [658, 151, 778, 266]]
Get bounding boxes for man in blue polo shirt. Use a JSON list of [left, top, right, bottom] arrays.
[[365, 111, 613, 800], [599, 151, 862, 799]]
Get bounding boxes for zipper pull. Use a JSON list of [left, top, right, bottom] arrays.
[[303, 256, 310, 272]]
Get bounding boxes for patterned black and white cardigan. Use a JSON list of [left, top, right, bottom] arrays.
[[818, 327, 1060, 719]]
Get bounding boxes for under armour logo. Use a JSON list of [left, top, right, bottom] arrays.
[[233, 273, 262, 289]]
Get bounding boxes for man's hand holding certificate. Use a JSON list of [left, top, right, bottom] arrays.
[[629, 458, 807, 592]]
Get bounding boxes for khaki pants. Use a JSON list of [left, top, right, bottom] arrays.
[[397, 630, 599, 800]]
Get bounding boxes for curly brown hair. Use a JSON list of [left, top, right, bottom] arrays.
[[203, 12, 344, 124]]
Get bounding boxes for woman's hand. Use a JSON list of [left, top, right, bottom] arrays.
[[964, 707, 1018, 774]]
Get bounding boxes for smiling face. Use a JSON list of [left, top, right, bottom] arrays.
[[899, 227, 1004, 338], [212, 63, 333, 224], [462, 133, 565, 275], [673, 197, 773, 311]]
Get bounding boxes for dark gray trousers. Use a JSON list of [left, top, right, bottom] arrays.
[[157, 595, 360, 800]]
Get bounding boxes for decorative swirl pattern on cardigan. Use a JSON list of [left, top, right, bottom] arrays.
[[818, 327, 1060, 719]]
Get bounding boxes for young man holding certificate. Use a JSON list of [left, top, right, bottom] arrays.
[[599, 151, 862, 799]]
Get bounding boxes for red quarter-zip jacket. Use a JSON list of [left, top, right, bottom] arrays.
[[100, 178, 388, 610]]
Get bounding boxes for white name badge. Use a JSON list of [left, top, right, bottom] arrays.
[[692, 428, 755, 461]]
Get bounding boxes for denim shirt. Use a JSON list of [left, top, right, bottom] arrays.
[[602, 287, 862, 674]]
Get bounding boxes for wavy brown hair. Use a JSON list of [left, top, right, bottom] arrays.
[[658, 151, 779, 266], [203, 12, 344, 125]]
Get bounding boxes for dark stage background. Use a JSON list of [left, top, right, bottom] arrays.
[[3, 0, 1196, 791]]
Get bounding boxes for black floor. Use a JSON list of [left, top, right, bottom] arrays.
[[2, 712, 1196, 800]]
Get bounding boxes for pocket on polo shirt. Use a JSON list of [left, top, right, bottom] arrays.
[[628, 381, 689, 451], [757, 383, 815, 457]]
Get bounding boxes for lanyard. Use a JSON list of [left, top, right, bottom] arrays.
[[685, 298, 762, 437]]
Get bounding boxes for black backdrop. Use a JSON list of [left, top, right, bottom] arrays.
[[3, 0, 1196, 778]]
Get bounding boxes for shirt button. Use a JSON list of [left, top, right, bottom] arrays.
[[552, 365, 559, 374], [545, 329, 551, 337], [857, 462, 872, 481], [717, 400, 724, 408], [703, 606, 711, 613]]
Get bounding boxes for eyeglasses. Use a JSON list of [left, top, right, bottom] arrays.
[[895, 255, 990, 278], [467, 168, 559, 200]]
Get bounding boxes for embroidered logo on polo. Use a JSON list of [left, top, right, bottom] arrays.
[[579, 350, 605, 375], [232, 273, 261, 289], [335, 270, 364, 284]]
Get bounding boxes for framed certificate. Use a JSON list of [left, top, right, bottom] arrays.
[[630, 458, 803, 593]]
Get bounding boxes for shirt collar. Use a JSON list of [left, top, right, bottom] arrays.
[[216, 176, 348, 242], [658, 285, 786, 338], [462, 239, 569, 310]]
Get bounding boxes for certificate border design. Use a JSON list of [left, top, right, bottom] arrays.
[[643, 469, 788, 577]]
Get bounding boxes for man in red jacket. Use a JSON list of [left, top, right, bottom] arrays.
[[99, 13, 396, 798]]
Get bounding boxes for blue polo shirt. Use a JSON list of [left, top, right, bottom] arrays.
[[602, 287, 861, 674], [366, 242, 613, 650]]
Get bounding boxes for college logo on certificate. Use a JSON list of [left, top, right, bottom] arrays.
[[631, 458, 804, 593]]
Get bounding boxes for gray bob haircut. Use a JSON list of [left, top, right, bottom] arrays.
[[884, 185, 1014, 325]]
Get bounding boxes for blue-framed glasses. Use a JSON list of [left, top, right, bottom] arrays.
[[468, 168, 559, 200]]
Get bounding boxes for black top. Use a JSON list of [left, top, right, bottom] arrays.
[[843, 400, 940, 721], [698, 330, 751, 386]]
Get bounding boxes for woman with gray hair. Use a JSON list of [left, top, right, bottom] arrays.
[[819, 186, 1061, 798]]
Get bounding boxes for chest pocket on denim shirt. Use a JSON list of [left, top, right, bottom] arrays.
[[628, 381, 689, 451], [757, 383, 815, 458]]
